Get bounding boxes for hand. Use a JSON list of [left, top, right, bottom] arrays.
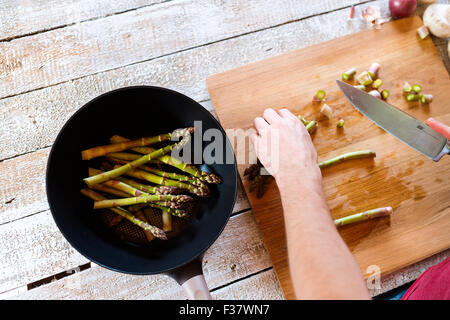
[[251, 108, 323, 194], [426, 118, 450, 139]]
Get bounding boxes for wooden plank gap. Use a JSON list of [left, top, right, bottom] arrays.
[[230, 208, 252, 218], [26, 262, 92, 291], [0, 0, 175, 43], [0, 208, 49, 228], [0, 285, 28, 299], [0, 0, 377, 103], [210, 266, 274, 293], [0, 146, 52, 165]]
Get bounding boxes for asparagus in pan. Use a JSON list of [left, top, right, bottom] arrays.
[[80, 127, 222, 241]]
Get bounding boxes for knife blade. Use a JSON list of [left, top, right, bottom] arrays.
[[336, 80, 449, 161]]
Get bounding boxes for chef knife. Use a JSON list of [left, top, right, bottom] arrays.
[[336, 80, 449, 161]]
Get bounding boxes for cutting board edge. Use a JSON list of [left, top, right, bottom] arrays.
[[206, 16, 423, 93]]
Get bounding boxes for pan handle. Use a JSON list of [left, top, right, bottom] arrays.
[[166, 256, 212, 300]]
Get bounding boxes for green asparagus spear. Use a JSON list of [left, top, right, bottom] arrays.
[[84, 132, 192, 186], [88, 183, 131, 198], [245, 150, 376, 198], [147, 202, 188, 218], [93, 194, 193, 209], [161, 208, 173, 232], [89, 167, 180, 195], [116, 176, 180, 195], [156, 155, 222, 184], [119, 166, 209, 198], [81, 127, 193, 160], [141, 164, 204, 186], [110, 135, 222, 184], [153, 200, 186, 210], [305, 120, 318, 133], [334, 207, 392, 227], [80, 189, 167, 240], [134, 210, 155, 242], [318, 150, 376, 169]]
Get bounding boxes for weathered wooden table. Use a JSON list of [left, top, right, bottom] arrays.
[[0, 0, 448, 299]]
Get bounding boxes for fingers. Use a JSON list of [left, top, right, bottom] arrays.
[[278, 108, 298, 121], [254, 117, 269, 133], [426, 118, 450, 139], [250, 133, 261, 160], [263, 108, 281, 125], [250, 133, 259, 151]]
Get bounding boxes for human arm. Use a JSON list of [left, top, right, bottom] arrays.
[[251, 108, 370, 299]]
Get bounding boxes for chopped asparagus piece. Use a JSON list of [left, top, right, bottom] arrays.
[[313, 90, 326, 101], [342, 67, 357, 80], [368, 62, 380, 79], [422, 94, 433, 103], [305, 120, 318, 132], [318, 150, 376, 169], [403, 82, 412, 93], [412, 84, 422, 93], [406, 94, 420, 101], [373, 79, 383, 89], [356, 71, 373, 86], [334, 207, 392, 227]]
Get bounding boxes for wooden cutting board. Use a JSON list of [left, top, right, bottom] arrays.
[[206, 16, 450, 299]]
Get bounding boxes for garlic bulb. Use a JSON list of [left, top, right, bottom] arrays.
[[423, 4, 450, 39]]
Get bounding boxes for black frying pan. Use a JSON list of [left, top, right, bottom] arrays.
[[46, 86, 237, 299]]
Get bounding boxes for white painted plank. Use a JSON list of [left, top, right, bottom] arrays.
[[0, 210, 87, 292], [8, 211, 272, 299], [212, 269, 284, 300], [0, 0, 364, 99], [0, 148, 50, 224], [0, 1, 165, 41], [0, 1, 386, 161]]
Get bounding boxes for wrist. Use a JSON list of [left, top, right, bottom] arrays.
[[275, 167, 324, 198]]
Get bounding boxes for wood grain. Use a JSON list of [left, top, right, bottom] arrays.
[[213, 269, 284, 300], [0, 0, 165, 41], [207, 16, 450, 299], [0, 1, 386, 161], [8, 211, 276, 299], [0, 210, 87, 292], [0, 0, 364, 100], [0, 148, 50, 225]]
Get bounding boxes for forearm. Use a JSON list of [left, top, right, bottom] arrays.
[[278, 176, 370, 300], [251, 108, 370, 299]]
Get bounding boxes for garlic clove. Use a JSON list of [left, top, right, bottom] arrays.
[[423, 4, 450, 39], [320, 104, 333, 119]]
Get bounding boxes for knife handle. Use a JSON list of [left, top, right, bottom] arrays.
[[433, 142, 450, 162]]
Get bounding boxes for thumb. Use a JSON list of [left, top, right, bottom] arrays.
[[426, 118, 450, 139]]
